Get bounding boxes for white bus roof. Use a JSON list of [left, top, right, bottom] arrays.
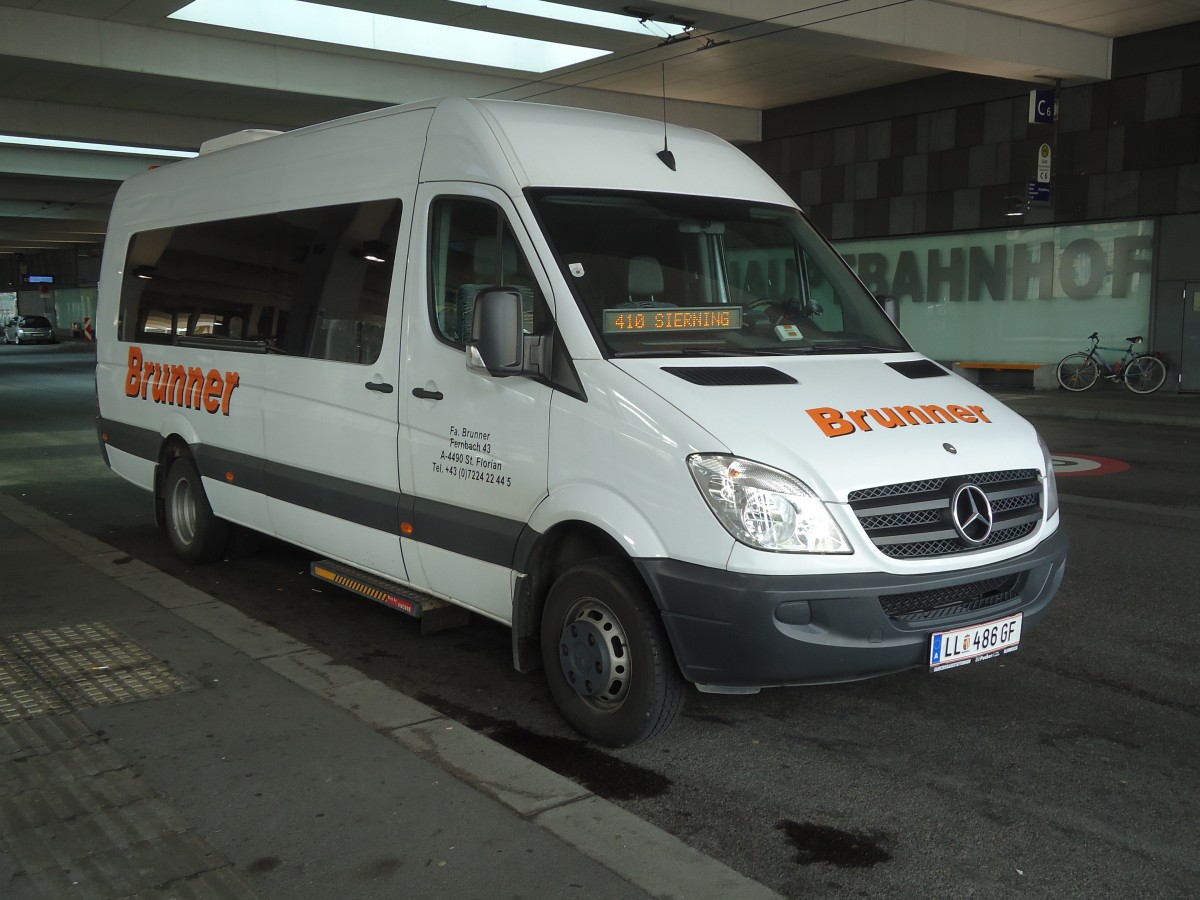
[[110, 97, 793, 230]]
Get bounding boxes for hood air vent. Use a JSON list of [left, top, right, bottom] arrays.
[[662, 366, 797, 386], [887, 360, 949, 379]]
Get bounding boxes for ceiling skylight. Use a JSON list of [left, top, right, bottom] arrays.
[[447, 0, 688, 37], [0, 135, 197, 158], [170, 0, 614, 73]]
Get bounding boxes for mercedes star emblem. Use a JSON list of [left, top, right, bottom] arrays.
[[951, 483, 994, 545]]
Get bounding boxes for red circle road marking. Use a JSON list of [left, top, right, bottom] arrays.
[[1051, 453, 1130, 477]]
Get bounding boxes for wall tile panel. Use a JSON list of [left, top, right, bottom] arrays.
[[1145, 70, 1182, 121]]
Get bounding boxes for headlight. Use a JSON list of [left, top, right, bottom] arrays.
[[687, 454, 852, 553], [1038, 435, 1060, 521]]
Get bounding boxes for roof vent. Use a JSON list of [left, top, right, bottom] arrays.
[[199, 129, 283, 155]]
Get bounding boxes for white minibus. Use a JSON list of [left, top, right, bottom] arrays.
[[96, 98, 1067, 746]]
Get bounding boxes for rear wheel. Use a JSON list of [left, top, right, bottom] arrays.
[[541, 560, 684, 747], [1056, 353, 1098, 391], [163, 455, 229, 563], [1123, 354, 1166, 394]]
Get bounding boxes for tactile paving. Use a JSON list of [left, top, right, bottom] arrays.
[[0, 647, 71, 723], [0, 622, 192, 721]]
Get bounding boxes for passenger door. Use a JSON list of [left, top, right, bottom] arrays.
[[259, 199, 410, 581], [401, 185, 553, 622]]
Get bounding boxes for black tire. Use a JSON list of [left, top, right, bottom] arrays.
[[225, 525, 264, 560], [541, 559, 685, 747], [1123, 354, 1167, 394], [162, 455, 229, 563], [1056, 353, 1098, 391]]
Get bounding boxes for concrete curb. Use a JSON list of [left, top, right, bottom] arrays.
[[0, 493, 782, 900]]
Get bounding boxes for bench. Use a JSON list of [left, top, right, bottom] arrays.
[[952, 361, 1058, 390]]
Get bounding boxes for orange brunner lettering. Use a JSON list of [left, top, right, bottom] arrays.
[[124, 346, 240, 416], [806, 403, 991, 438]]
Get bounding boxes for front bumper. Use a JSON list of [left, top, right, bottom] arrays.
[[636, 527, 1068, 689]]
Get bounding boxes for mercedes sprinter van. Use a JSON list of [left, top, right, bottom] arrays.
[[96, 98, 1067, 746]]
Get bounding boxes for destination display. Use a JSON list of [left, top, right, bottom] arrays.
[[602, 306, 742, 334]]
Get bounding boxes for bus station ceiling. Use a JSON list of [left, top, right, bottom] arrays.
[[2, 0, 1199, 258]]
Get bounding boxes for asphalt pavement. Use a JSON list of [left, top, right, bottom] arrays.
[[985, 380, 1200, 428], [2, 344, 1197, 899]]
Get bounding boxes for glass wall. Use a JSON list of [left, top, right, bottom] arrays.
[[835, 219, 1154, 363], [54, 288, 97, 336]]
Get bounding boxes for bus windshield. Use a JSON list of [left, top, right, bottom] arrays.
[[529, 190, 909, 358]]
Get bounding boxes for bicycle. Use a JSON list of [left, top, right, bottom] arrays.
[[1055, 332, 1167, 394]]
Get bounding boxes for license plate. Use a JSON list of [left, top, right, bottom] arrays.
[[929, 613, 1022, 671]]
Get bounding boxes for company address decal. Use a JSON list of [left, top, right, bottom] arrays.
[[124, 346, 240, 415], [807, 403, 991, 438]]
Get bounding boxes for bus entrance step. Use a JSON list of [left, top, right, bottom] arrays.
[[310, 560, 471, 634]]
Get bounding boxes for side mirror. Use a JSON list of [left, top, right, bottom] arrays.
[[875, 294, 899, 326], [467, 289, 525, 376]]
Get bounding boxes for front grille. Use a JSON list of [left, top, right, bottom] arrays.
[[851, 477, 946, 501], [858, 508, 941, 531], [881, 573, 1022, 622], [848, 468, 1042, 559], [881, 523, 1039, 559]]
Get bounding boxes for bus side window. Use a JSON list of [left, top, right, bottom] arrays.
[[119, 199, 403, 364]]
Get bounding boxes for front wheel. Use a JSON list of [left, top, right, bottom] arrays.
[[540, 560, 684, 747], [1124, 354, 1167, 394], [163, 455, 229, 563], [1056, 353, 1098, 391]]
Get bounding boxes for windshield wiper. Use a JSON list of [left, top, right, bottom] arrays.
[[611, 344, 904, 359], [727, 347, 819, 355], [724, 344, 906, 356], [804, 343, 905, 354], [611, 347, 736, 358]]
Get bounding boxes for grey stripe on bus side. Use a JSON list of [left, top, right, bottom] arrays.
[[99, 418, 530, 570], [410, 495, 528, 569], [195, 444, 405, 537], [98, 418, 162, 462]]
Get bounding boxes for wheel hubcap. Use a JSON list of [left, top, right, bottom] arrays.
[[556, 599, 630, 708], [169, 477, 198, 545]]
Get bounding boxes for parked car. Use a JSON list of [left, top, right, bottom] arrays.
[[3, 315, 57, 344]]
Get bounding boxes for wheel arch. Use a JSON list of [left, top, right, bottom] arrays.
[[512, 518, 659, 675], [511, 484, 695, 673]]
